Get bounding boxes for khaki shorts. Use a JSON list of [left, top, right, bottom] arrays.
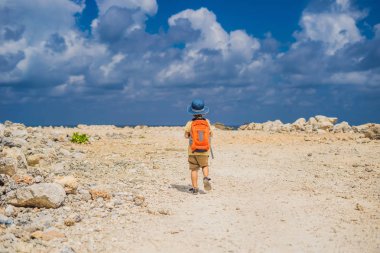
[[188, 155, 209, 171]]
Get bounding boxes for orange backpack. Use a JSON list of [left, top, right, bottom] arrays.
[[190, 119, 210, 152]]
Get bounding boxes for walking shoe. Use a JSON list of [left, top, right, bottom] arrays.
[[189, 188, 199, 195], [203, 177, 212, 191]]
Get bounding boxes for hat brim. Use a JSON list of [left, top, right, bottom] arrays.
[[187, 105, 209, 115]]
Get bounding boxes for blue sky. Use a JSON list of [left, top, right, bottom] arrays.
[[0, 0, 379, 126]]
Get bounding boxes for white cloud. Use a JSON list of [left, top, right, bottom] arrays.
[[100, 53, 125, 77], [374, 24, 380, 38], [336, 0, 350, 10], [1, 0, 82, 44], [327, 70, 380, 86], [299, 13, 362, 54], [295, 0, 364, 55], [93, 0, 158, 40], [96, 0, 157, 16], [169, 8, 229, 51], [169, 8, 259, 56], [229, 30, 260, 60], [160, 8, 261, 84], [51, 74, 85, 96]]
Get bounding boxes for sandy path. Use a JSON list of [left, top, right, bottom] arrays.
[[58, 128, 379, 253]]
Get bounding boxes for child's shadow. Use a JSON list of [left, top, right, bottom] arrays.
[[170, 184, 206, 194]]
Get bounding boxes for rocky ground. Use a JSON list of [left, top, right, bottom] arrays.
[[0, 118, 379, 253]]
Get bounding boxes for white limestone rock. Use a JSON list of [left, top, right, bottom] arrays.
[[315, 115, 338, 124], [262, 120, 283, 132], [352, 123, 372, 133], [0, 157, 17, 176], [7, 183, 66, 208], [292, 118, 306, 131], [3, 147, 27, 170], [333, 121, 352, 133], [54, 176, 78, 194]]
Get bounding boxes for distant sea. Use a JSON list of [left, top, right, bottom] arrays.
[[26, 124, 241, 129]]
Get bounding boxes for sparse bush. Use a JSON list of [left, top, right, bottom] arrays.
[[71, 132, 89, 144]]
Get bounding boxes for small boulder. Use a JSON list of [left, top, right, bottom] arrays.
[[333, 121, 352, 133], [4, 120, 13, 127], [59, 148, 71, 157], [64, 218, 76, 227], [280, 123, 292, 132], [89, 189, 111, 200], [7, 183, 66, 208], [4, 205, 16, 217], [262, 120, 283, 132], [0, 214, 13, 225], [315, 115, 338, 124], [0, 123, 4, 136], [1, 137, 27, 148], [362, 124, 380, 140], [352, 123, 372, 133], [307, 117, 318, 130], [12, 174, 34, 185], [304, 124, 313, 133], [3, 147, 27, 170], [0, 157, 17, 176], [54, 176, 78, 194], [134, 125, 148, 129], [214, 122, 234, 130], [10, 129, 28, 138], [312, 115, 336, 131], [134, 195, 145, 206], [318, 121, 334, 131], [26, 154, 44, 167], [78, 189, 91, 201], [248, 122, 263, 130], [31, 230, 66, 241], [292, 118, 306, 131], [34, 176, 43, 183], [238, 124, 249, 130]]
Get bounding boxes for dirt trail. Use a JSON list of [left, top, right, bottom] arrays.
[[62, 128, 379, 253]]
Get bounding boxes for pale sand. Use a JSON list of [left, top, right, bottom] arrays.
[[57, 126, 379, 253]]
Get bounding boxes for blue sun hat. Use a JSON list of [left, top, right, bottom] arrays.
[[187, 99, 209, 115]]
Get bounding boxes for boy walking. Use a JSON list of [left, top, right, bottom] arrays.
[[185, 99, 212, 195]]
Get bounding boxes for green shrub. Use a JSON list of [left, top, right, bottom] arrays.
[[71, 132, 89, 144]]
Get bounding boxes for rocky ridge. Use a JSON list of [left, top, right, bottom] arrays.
[[238, 115, 380, 139]]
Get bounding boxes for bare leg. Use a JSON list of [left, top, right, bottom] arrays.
[[191, 170, 198, 188], [202, 166, 211, 191], [202, 166, 209, 178]]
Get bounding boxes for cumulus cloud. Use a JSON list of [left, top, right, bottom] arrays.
[[278, 0, 379, 92], [93, 0, 157, 41], [169, 8, 230, 51], [159, 8, 261, 85], [295, 0, 364, 55], [96, 0, 157, 16], [0, 51, 25, 72], [168, 8, 259, 56], [45, 33, 68, 53], [0, 0, 379, 124]]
